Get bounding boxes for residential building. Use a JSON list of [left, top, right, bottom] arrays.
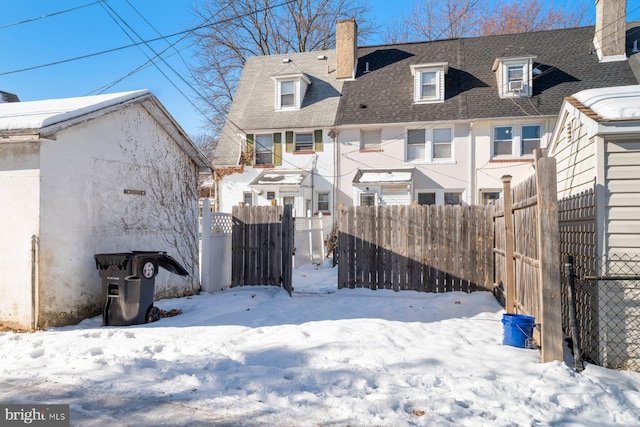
[[213, 0, 638, 221], [0, 90, 211, 329], [335, 0, 638, 207]]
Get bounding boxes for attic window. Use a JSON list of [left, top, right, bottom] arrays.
[[271, 73, 311, 110], [410, 62, 448, 104], [492, 56, 536, 98]]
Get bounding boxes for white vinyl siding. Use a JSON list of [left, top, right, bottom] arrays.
[[552, 115, 597, 199], [381, 186, 410, 205], [605, 139, 640, 256]]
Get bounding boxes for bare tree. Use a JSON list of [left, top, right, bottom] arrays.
[[190, 0, 373, 137], [480, 0, 590, 36], [383, 0, 590, 43]]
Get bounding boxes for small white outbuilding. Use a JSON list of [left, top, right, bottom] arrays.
[[0, 90, 211, 330]]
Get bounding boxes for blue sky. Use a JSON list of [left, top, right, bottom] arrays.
[[0, 1, 637, 138]]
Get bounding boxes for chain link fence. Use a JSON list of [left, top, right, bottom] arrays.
[[561, 254, 640, 371]]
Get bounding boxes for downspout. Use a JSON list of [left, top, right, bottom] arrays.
[[468, 122, 475, 205], [31, 235, 39, 330]]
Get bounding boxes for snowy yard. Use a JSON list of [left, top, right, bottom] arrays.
[[1, 262, 640, 426]]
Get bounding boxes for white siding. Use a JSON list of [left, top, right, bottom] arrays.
[[381, 186, 411, 205], [605, 139, 640, 256], [550, 112, 598, 199]]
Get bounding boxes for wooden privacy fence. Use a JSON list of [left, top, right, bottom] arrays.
[[231, 205, 293, 295], [337, 205, 494, 292], [493, 151, 562, 362]]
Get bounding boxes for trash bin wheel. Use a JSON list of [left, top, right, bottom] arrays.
[[146, 305, 161, 323]]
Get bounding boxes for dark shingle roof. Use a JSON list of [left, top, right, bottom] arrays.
[[336, 25, 640, 125]]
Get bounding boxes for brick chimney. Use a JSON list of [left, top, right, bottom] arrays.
[[336, 19, 357, 79], [594, 0, 627, 62]]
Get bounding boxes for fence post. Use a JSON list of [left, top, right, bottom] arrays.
[[281, 204, 293, 296], [536, 154, 563, 363], [501, 175, 516, 314], [201, 198, 212, 291]]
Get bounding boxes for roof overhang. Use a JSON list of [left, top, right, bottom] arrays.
[[352, 168, 415, 185], [491, 55, 537, 72], [410, 62, 449, 76], [250, 170, 310, 187], [270, 73, 312, 85]]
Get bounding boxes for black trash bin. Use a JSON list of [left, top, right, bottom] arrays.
[[94, 251, 189, 326]]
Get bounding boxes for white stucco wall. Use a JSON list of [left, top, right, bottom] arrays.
[[0, 143, 40, 329], [220, 131, 335, 234], [31, 105, 200, 327], [337, 123, 470, 206], [473, 117, 555, 200]]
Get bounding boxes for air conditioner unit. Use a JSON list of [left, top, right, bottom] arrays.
[[508, 80, 524, 92]]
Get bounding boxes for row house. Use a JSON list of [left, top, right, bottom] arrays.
[[212, 0, 639, 235]]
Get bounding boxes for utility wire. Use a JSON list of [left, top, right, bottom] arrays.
[[0, 0, 296, 77], [0, 1, 103, 30]]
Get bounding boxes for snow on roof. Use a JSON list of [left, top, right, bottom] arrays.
[[0, 90, 150, 131], [573, 85, 640, 121], [250, 170, 309, 186], [358, 171, 413, 183]]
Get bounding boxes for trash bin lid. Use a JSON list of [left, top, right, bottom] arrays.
[[132, 251, 189, 276]]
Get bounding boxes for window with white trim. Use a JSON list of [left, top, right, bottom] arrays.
[[316, 192, 330, 212], [280, 80, 295, 107], [272, 72, 311, 110], [492, 56, 535, 98], [295, 132, 313, 152], [411, 62, 448, 103], [407, 129, 425, 161], [255, 134, 274, 165], [243, 192, 253, 206], [406, 127, 453, 162], [360, 193, 376, 206], [494, 126, 513, 156], [522, 125, 541, 155], [361, 129, 382, 150], [432, 128, 452, 159]]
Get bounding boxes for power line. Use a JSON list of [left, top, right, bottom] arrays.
[[0, 1, 103, 30], [0, 0, 296, 77]]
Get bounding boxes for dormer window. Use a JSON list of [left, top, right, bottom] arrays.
[[280, 81, 295, 107], [492, 56, 536, 98], [410, 62, 448, 104], [271, 72, 311, 111]]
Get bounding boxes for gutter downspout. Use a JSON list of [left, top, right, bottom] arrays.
[[31, 235, 39, 330]]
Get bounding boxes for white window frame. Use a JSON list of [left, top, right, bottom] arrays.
[[271, 73, 311, 110], [493, 125, 514, 157], [359, 192, 377, 206], [316, 192, 330, 213], [410, 62, 448, 104], [492, 124, 542, 158], [255, 134, 274, 165], [361, 129, 382, 151], [406, 126, 454, 163], [521, 124, 541, 156], [280, 80, 295, 108], [493, 56, 535, 98], [243, 192, 253, 207]]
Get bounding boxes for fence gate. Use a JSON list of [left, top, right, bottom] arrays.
[[231, 205, 293, 295], [200, 199, 232, 292]]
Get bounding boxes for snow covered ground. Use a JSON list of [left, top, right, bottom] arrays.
[[1, 261, 640, 426]]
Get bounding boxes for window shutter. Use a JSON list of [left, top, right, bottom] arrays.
[[245, 134, 254, 166], [314, 129, 323, 152], [273, 132, 282, 166], [285, 131, 294, 153]]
